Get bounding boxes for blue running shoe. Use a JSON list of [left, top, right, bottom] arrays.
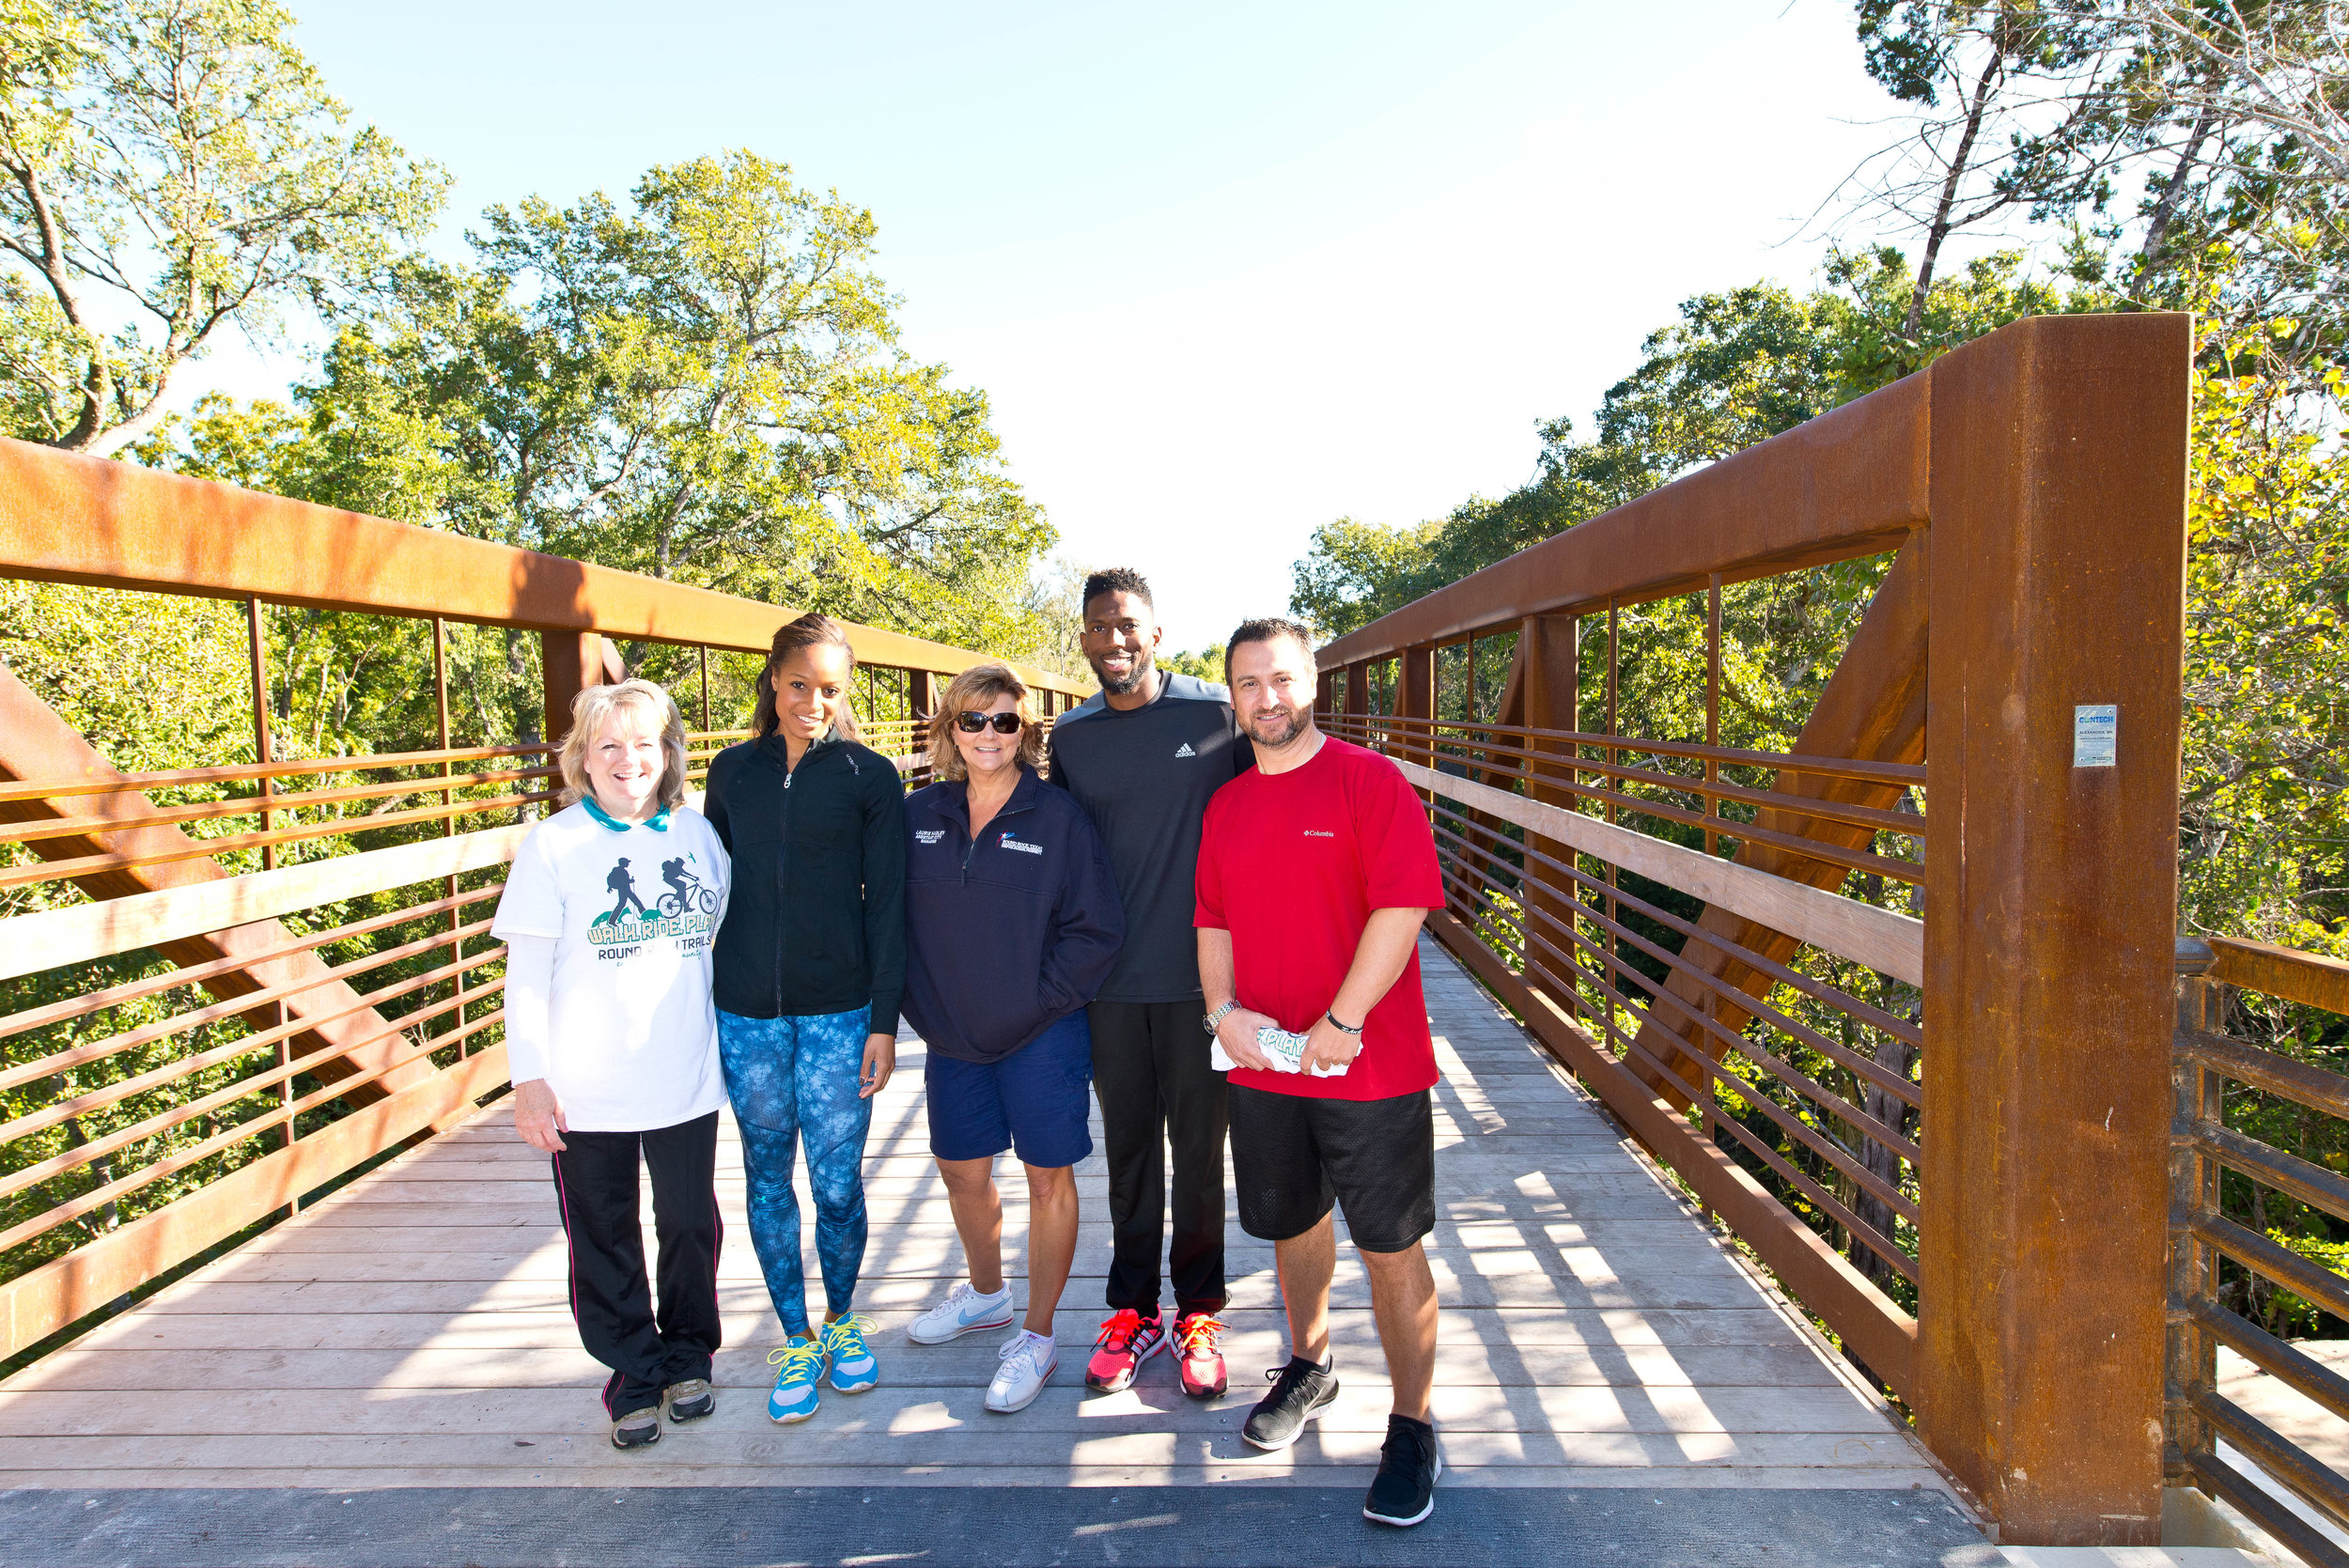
[[767, 1336, 827, 1423], [824, 1313, 879, 1393]]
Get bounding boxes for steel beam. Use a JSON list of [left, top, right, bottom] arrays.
[[0, 437, 1086, 694], [1316, 370, 1930, 666], [1916, 312, 2190, 1545]]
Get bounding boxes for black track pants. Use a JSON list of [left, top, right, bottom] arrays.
[[1088, 1000, 1229, 1318], [551, 1110, 723, 1416]]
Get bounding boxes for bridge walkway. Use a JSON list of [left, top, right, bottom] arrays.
[[0, 941, 1952, 1499]]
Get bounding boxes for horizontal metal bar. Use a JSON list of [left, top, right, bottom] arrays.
[[2193, 1388, 2349, 1534], [1432, 802, 1924, 1093], [0, 823, 529, 983], [2193, 1212, 2349, 1324], [2194, 1297, 2349, 1428], [0, 882, 500, 1044], [0, 436, 1091, 692], [1398, 757, 1923, 985], [1433, 820, 1923, 1161], [0, 765, 555, 846], [2210, 937, 2349, 1017], [2186, 1450, 2349, 1568], [0, 913, 499, 1095], [1332, 711, 1928, 786], [0, 742, 555, 805], [2180, 1028, 2349, 1121], [2194, 1118, 2349, 1228], [0, 789, 551, 893]]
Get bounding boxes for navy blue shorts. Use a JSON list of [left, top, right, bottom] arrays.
[[925, 1010, 1095, 1169]]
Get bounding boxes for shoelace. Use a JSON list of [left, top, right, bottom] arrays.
[[825, 1312, 876, 1355], [1175, 1315, 1225, 1356], [998, 1332, 1049, 1373], [768, 1342, 825, 1380], [1094, 1309, 1147, 1352]]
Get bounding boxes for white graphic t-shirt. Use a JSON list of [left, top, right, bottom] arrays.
[[490, 800, 731, 1132]]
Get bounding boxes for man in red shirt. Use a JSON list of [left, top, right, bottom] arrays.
[[1194, 617, 1444, 1529]]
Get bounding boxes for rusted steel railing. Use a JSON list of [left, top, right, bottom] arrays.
[[0, 436, 1081, 1365], [1329, 708, 1925, 1381], [2170, 936, 2349, 1567], [1316, 312, 2195, 1546]]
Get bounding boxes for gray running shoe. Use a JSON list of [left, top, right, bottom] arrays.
[[610, 1405, 661, 1451], [663, 1378, 715, 1423], [1240, 1355, 1339, 1451]]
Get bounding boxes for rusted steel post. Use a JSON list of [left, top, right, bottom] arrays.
[[246, 597, 291, 1157], [434, 617, 463, 1051], [698, 644, 710, 732], [541, 631, 620, 748], [245, 598, 274, 873], [2168, 937, 2221, 1487], [908, 668, 935, 729], [1518, 616, 1579, 1000], [1344, 662, 1367, 742], [1399, 644, 1435, 771], [1916, 313, 2192, 1546], [1705, 575, 1721, 858]]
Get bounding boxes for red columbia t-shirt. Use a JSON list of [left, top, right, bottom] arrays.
[[1194, 736, 1444, 1101]]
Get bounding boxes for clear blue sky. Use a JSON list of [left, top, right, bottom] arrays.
[[208, 1, 1915, 649]]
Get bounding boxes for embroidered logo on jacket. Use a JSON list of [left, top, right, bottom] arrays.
[[999, 832, 1044, 856], [1174, 742, 1196, 757], [916, 829, 945, 845], [1302, 830, 1335, 838]]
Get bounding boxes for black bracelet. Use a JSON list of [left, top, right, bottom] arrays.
[[1325, 1010, 1363, 1036]]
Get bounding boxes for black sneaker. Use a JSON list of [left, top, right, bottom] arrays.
[[663, 1378, 715, 1423], [1362, 1414, 1441, 1526], [1240, 1355, 1339, 1452], [609, 1405, 661, 1451]]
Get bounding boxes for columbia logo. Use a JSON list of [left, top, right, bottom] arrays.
[[1303, 830, 1335, 838], [1174, 742, 1195, 758]]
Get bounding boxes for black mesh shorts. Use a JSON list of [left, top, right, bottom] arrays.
[[1228, 1084, 1436, 1253]]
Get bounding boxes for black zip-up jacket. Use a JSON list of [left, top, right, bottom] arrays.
[[902, 767, 1126, 1063], [703, 728, 908, 1025]]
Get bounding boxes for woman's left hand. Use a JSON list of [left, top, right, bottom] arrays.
[[859, 1032, 896, 1098]]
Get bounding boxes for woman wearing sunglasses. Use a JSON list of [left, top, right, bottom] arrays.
[[900, 663, 1125, 1414]]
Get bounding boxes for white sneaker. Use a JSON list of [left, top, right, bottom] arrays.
[[909, 1281, 1015, 1345], [986, 1329, 1057, 1413]]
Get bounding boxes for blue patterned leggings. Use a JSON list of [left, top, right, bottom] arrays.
[[715, 1006, 874, 1339]]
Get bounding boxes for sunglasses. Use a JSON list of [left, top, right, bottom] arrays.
[[954, 710, 1023, 735]]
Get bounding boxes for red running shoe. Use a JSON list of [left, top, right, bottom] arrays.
[[1084, 1309, 1166, 1391], [1174, 1312, 1229, 1398]]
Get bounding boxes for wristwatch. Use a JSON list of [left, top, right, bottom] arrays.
[[1203, 1000, 1237, 1036]]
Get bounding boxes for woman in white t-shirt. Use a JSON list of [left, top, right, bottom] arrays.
[[490, 678, 731, 1452]]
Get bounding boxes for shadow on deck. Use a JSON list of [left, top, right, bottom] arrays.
[[0, 940, 1995, 1566]]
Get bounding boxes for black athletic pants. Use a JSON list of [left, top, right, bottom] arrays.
[[550, 1110, 723, 1416], [1089, 999, 1228, 1318]]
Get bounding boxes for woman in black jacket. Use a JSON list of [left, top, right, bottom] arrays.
[[899, 663, 1124, 1415], [702, 613, 908, 1426]]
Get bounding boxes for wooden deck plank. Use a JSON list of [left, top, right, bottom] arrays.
[[0, 939, 1939, 1497]]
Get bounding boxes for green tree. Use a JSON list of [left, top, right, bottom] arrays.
[[0, 0, 444, 453], [161, 150, 1059, 742]]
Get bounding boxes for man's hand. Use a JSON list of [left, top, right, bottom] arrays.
[[859, 1032, 896, 1099], [1300, 1012, 1364, 1077], [1217, 1006, 1281, 1072], [513, 1078, 568, 1153]]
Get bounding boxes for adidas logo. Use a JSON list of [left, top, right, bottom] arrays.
[[1174, 742, 1195, 757]]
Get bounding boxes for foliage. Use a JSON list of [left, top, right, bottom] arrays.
[[0, 0, 444, 454]]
